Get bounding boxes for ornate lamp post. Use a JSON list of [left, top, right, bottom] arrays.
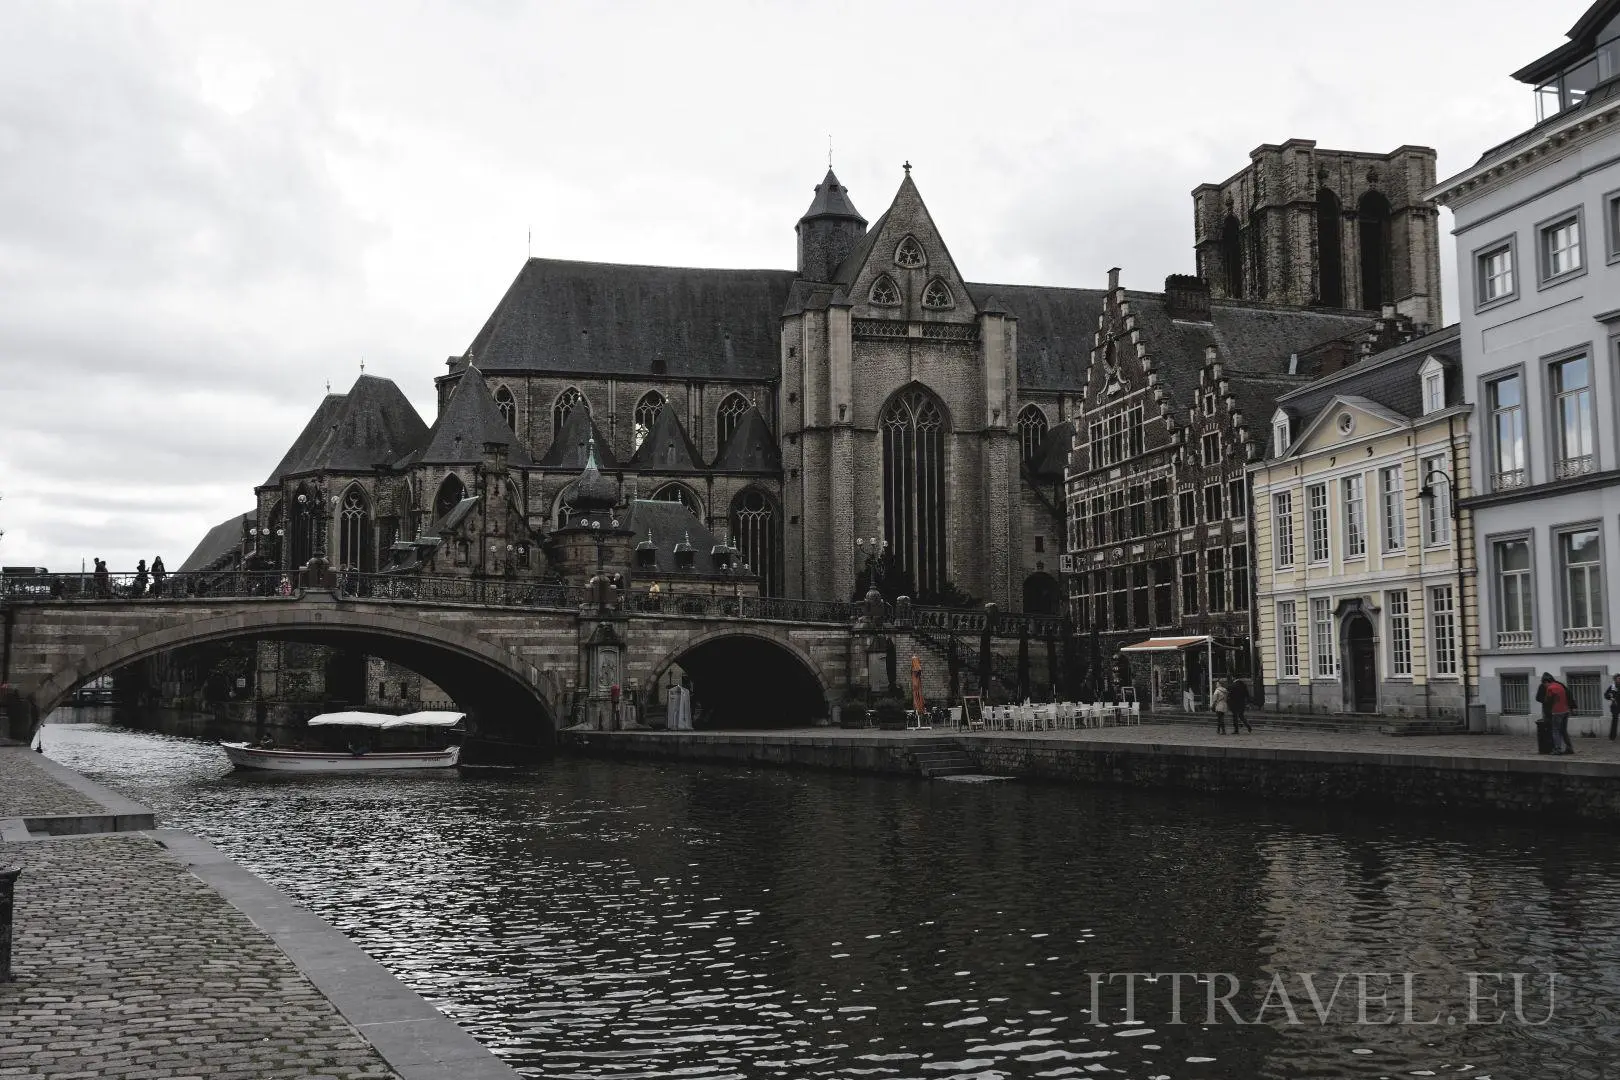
[[854, 536, 888, 598]]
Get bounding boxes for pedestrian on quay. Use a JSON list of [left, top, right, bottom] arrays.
[[1536, 672, 1575, 755], [1212, 679, 1230, 735], [1606, 674, 1620, 740], [150, 555, 166, 596], [1229, 677, 1253, 733]]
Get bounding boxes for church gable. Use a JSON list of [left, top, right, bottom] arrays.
[[838, 172, 978, 322]]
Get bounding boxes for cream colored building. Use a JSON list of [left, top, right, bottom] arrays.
[[1251, 326, 1479, 722]]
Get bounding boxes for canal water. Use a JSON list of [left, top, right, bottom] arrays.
[[39, 717, 1620, 1079]]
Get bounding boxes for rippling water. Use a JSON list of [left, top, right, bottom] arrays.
[[39, 716, 1620, 1079]]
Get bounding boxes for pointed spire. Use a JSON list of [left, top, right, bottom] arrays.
[[799, 168, 866, 225]]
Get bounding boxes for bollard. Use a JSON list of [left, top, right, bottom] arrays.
[[0, 866, 18, 982]]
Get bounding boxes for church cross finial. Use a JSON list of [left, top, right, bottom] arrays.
[[325, 379, 331, 393], [903, 160, 911, 175], [359, 356, 365, 374]]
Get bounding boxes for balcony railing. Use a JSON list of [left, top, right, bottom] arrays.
[[1562, 625, 1605, 647], [1553, 455, 1596, 481], [1495, 629, 1535, 649], [1493, 468, 1527, 491]]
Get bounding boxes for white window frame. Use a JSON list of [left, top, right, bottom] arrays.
[[1430, 585, 1458, 676], [1474, 239, 1516, 308], [1272, 413, 1291, 457], [1549, 353, 1596, 479], [1537, 208, 1585, 286], [1421, 457, 1451, 547], [1277, 599, 1300, 678], [1388, 589, 1412, 677], [1342, 474, 1366, 559], [1201, 431, 1222, 466], [1379, 465, 1405, 552], [1419, 355, 1446, 415], [1559, 526, 1605, 645], [1273, 492, 1295, 569], [1494, 535, 1535, 648], [1486, 372, 1527, 491], [1607, 188, 1620, 263], [1311, 596, 1337, 678], [1307, 483, 1330, 564]]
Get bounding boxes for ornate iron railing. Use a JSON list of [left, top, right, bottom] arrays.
[[1562, 625, 1605, 647], [0, 570, 288, 601], [1495, 629, 1534, 649], [1493, 468, 1528, 491], [1553, 455, 1595, 481], [347, 574, 586, 609]]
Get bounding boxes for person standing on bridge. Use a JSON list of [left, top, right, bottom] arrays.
[[93, 558, 109, 598], [150, 555, 166, 596], [132, 559, 148, 598]]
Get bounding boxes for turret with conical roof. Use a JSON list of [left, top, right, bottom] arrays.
[[796, 168, 867, 283]]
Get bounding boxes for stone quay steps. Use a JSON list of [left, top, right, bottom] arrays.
[[905, 738, 977, 777]]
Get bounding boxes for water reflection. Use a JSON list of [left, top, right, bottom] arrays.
[[41, 717, 1620, 1078]]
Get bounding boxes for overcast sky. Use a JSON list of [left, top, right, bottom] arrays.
[[0, 0, 1565, 571]]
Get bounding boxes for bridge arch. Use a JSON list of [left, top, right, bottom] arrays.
[[25, 603, 561, 744], [641, 624, 831, 728]]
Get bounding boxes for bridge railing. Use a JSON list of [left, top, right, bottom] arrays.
[[0, 570, 288, 602], [621, 591, 863, 624], [347, 574, 587, 610]]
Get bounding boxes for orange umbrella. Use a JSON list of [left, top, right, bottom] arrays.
[[911, 654, 926, 720]]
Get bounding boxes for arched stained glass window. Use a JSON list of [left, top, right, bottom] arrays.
[[494, 385, 516, 431], [338, 486, 371, 572], [634, 391, 664, 451], [553, 387, 586, 436], [922, 278, 953, 309], [895, 236, 925, 267], [882, 386, 948, 596], [730, 488, 780, 597], [651, 482, 700, 517], [717, 392, 751, 451], [554, 486, 576, 530], [434, 474, 466, 521], [869, 274, 900, 306], [291, 485, 317, 569], [1017, 404, 1049, 467]]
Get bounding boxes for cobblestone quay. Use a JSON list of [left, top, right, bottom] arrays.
[[0, 747, 518, 1080]]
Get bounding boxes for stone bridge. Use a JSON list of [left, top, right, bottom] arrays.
[[1, 571, 1063, 746]]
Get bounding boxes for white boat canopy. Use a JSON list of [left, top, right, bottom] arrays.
[[307, 710, 466, 730]]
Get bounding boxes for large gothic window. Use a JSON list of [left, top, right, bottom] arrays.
[[337, 486, 371, 572], [1358, 191, 1391, 310], [922, 278, 953, 309], [1316, 189, 1344, 307], [730, 487, 780, 597], [553, 387, 586, 436], [882, 386, 947, 597], [290, 486, 318, 569], [717, 392, 751, 450], [434, 474, 466, 521], [1221, 214, 1243, 297], [895, 235, 925, 267], [554, 486, 576, 529], [1017, 404, 1049, 468], [869, 274, 900, 306], [633, 391, 664, 451], [494, 385, 516, 431], [651, 482, 700, 516]]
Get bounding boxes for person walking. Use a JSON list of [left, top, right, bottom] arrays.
[[1605, 674, 1620, 740], [1536, 672, 1575, 755], [1229, 677, 1253, 733], [1212, 679, 1230, 735]]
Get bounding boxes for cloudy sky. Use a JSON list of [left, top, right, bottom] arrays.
[[0, 0, 1564, 571]]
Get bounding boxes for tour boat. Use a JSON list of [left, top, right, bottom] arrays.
[[221, 710, 464, 772]]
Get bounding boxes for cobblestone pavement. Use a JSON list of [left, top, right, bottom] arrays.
[[0, 746, 106, 816], [662, 722, 1620, 768], [0, 833, 398, 1079]]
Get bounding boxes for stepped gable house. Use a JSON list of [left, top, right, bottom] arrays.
[[241, 149, 1440, 627]]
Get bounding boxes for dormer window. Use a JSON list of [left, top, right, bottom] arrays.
[[894, 236, 925, 267], [922, 278, 953, 309], [1530, 12, 1620, 120], [870, 274, 900, 306], [1271, 410, 1291, 457], [1420, 357, 1445, 415]]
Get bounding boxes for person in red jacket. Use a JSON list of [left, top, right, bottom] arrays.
[[1537, 672, 1575, 755]]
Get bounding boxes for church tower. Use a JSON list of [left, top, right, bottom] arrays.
[[1192, 139, 1442, 329], [796, 169, 867, 282]]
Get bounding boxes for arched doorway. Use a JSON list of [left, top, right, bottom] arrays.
[[1345, 615, 1377, 713], [1022, 572, 1062, 615], [881, 385, 948, 597]]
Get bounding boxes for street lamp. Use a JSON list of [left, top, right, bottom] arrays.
[[855, 536, 888, 597]]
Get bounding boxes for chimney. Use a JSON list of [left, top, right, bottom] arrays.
[[1165, 275, 1212, 321]]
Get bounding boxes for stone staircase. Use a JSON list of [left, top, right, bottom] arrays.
[[908, 738, 977, 778]]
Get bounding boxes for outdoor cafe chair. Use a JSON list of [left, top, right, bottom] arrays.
[[948, 706, 963, 729]]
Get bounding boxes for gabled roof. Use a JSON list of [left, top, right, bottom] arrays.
[[628, 403, 702, 472], [1275, 324, 1462, 428], [261, 375, 428, 486], [178, 512, 251, 572], [967, 283, 1107, 391], [407, 366, 534, 467], [1285, 394, 1411, 459], [428, 496, 481, 535], [713, 406, 781, 473], [539, 406, 618, 469], [799, 168, 866, 224], [461, 258, 795, 379]]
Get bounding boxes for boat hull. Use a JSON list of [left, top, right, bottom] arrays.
[[221, 742, 460, 772]]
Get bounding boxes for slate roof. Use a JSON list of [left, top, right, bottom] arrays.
[[178, 512, 251, 572], [1031, 421, 1075, 480], [406, 366, 534, 467], [966, 283, 1106, 391], [462, 259, 796, 379], [831, 210, 891, 286], [262, 375, 428, 486], [628, 404, 703, 472], [713, 406, 781, 473], [799, 169, 866, 224], [1274, 324, 1463, 435], [623, 499, 744, 578], [428, 496, 480, 536], [538, 406, 618, 469]]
